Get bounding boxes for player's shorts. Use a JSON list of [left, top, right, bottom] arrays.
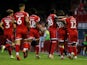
[[15, 27, 28, 40], [48, 27, 57, 41], [68, 29, 78, 44], [57, 28, 66, 43], [28, 28, 40, 40], [4, 30, 14, 42]]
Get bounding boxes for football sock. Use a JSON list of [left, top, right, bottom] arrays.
[[15, 45, 20, 56], [50, 41, 57, 54], [35, 45, 39, 55]]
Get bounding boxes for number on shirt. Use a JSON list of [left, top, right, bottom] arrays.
[[5, 20, 10, 29], [30, 19, 36, 27], [47, 17, 53, 27], [70, 19, 76, 28], [17, 17, 22, 25]]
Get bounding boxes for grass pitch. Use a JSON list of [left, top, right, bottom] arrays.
[[0, 50, 87, 65]]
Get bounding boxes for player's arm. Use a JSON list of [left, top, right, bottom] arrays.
[[12, 17, 16, 29], [25, 13, 30, 30], [0, 21, 4, 30], [36, 16, 40, 29], [12, 18, 16, 44]]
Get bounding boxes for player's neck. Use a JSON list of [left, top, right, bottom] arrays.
[[19, 10, 24, 12]]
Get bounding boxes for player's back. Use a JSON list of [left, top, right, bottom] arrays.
[[29, 15, 40, 28], [65, 16, 77, 30], [47, 14, 57, 28], [1, 16, 13, 31], [14, 11, 28, 28]]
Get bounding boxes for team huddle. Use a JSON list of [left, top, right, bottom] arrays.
[[0, 3, 78, 60]]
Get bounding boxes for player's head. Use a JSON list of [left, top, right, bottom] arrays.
[[49, 9, 56, 14], [6, 9, 14, 16], [19, 3, 25, 11], [57, 10, 65, 16], [57, 10, 66, 19], [30, 8, 37, 15]]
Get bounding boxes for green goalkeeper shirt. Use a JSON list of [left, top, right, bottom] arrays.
[[44, 30, 50, 41]]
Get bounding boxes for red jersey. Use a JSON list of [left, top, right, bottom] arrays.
[[65, 16, 77, 30], [29, 15, 40, 28], [47, 14, 57, 28], [14, 11, 29, 29], [1, 16, 13, 32]]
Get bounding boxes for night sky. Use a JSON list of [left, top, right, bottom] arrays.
[[0, 0, 70, 16]]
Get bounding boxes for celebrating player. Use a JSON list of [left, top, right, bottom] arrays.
[[0, 9, 15, 59], [65, 11, 78, 59], [56, 10, 67, 59], [14, 3, 29, 60], [28, 8, 40, 59], [46, 9, 58, 59]]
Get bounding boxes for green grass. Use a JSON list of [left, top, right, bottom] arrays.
[[0, 50, 87, 65]]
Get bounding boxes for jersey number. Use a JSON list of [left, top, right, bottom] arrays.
[[48, 18, 53, 27], [17, 17, 22, 25], [5, 20, 10, 29], [70, 20, 76, 28], [30, 19, 36, 27]]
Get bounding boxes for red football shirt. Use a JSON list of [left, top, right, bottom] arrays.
[[47, 14, 57, 28], [29, 14, 40, 28], [14, 11, 29, 29], [1, 16, 14, 31]]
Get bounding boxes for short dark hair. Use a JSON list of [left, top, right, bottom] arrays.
[[6, 9, 14, 15], [49, 9, 56, 14], [57, 10, 65, 16], [19, 3, 25, 8]]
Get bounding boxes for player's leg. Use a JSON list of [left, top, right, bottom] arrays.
[[1, 40, 14, 58], [67, 30, 78, 59], [5, 43, 14, 59], [67, 30, 73, 59], [1, 34, 7, 53], [22, 31, 30, 58], [15, 39, 21, 60], [35, 41, 40, 59], [2, 34, 14, 59], [23, 39, 30, 58], [67, 44, 73, 59], [49, 40, 57, 59], [72, 43, 77, 59], [39, 37, 44, 52], [15, 32, 22, 60], [28, 28, 40, 59], [58, 29, 65, 59], [59, 41, 65, 59], [48, 28, 57, 59], [1, 45, 5, 53], [34, 29, 41, 59], [72, 30, 78, 59], [41, 41, 44, 52]]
